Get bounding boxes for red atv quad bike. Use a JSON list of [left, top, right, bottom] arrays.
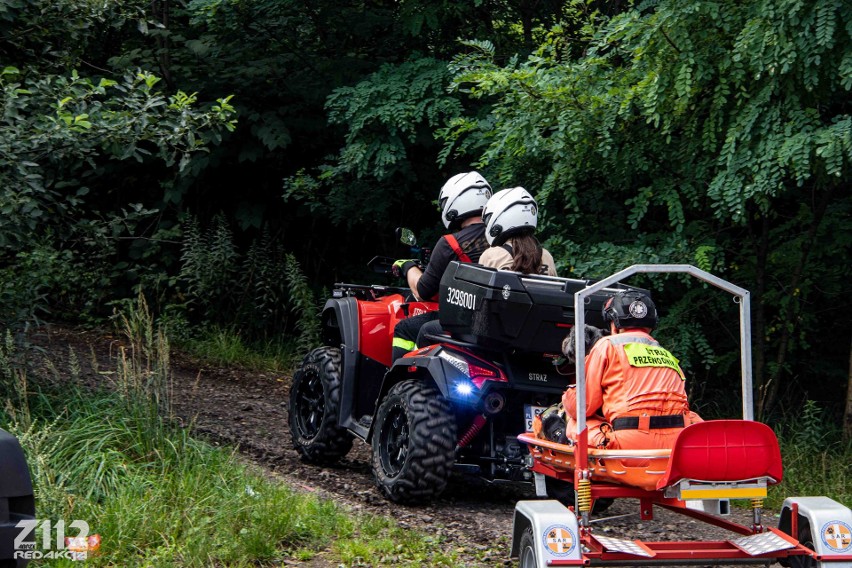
[[289, 231, 644, 503]]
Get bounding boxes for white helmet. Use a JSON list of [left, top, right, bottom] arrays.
[[438, 171, 492, 229], [481, 186, 538, 245]]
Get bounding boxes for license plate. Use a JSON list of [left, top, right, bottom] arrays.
[[524, 405, 546, 432]]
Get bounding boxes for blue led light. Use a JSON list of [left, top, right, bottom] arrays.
[[455, 382, 474, 396]]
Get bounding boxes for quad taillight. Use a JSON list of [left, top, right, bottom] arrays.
[[468, 363, 498, 380]]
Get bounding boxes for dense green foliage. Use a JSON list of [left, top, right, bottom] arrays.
[[0, 0, 236, 325], [442, 0, 851, 418], [0, 0, 849, 423]]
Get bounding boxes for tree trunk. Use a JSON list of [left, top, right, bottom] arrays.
[[752, 215, 769, 419], [761, 185, 834, 418], [520, 4, 534, 51], [151, 0, 173, 90]]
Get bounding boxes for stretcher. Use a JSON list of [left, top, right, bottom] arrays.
[[510, 264, 852, 568]]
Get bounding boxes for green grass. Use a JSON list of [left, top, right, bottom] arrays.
[[3, 375, 464, 567], [767, 435, 852, 510], [7, 399, 463, 566], [768, 442, 852, 508], [0, 300, 463, 567], [764, 400, 851, 510], [175, 325, 296, 373]]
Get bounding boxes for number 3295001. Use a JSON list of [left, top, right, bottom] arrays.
[[446, 287, 477, 310]]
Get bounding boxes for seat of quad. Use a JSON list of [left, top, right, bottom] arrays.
[[438, 261, 647, 354], [517, 420, 783, 494]]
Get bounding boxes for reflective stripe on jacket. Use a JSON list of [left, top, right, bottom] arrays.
[[562, 329, 690, 423]]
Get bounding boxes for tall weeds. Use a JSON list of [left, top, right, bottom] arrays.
[[0, 296, 461, 566], [176, 215, 321, 365], [179, 214, 239, 322], [284, 252, 321, 356], [175, 216, 320, 367], [0, 330, 29, 427], [767, 400, 851, 509], [111, 291, 173, 454]]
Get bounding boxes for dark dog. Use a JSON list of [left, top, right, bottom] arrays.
[[561, 324, 606, 363]]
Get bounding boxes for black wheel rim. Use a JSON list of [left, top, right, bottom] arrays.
[[379, 403, 409, 477], [294, 370, 325, 439]]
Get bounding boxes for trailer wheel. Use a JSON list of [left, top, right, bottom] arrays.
[[518, 527, 538, 568], [372, 379, 456, 503], [289, 347, 354, 464], [790, 521, 816, 568]]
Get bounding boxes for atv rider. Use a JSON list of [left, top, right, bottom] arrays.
[[391, 171, 491, 361], [415, 186, 559, 351], [561, 290, 702, 450], [479, 186, 558, 277]]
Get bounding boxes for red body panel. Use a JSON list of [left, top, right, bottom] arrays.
[[656, 419, 783, 489], [357, 295, 437, 367]]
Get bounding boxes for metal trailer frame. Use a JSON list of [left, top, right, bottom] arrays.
[[512, 264, 852, 568]]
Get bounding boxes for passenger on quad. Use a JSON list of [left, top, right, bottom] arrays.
[[391, 171, 491, 361], [561, 291, 703, 450], [416, 186, 560, 351], [479, 186, 558, 276]]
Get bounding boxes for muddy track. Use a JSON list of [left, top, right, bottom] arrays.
[[27, 325, 776, 568]]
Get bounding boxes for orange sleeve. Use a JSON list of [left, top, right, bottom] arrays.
[[563, 341, 608, 419], [562, 386, 577, 420], [582, 342, 608, 417]]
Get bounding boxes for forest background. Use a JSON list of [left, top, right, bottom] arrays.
[[1, 0, 850, 435]]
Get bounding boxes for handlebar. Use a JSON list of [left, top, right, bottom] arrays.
[[332, 283, 415, 301], [368, 255, 427, 275], [340, 248, 428, 301]]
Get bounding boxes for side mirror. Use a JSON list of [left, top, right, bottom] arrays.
[[396, 227, 417, 247]]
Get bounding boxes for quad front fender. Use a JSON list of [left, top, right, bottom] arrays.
[[321, 297, 358, 350]]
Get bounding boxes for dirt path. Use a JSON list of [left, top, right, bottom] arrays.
[[27, 325, 779, 568]]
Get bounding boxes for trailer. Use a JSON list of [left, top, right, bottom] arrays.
[[511, 264, 852, 567]]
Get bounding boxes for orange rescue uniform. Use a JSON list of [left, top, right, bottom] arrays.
[[561, 329, 701, 449]]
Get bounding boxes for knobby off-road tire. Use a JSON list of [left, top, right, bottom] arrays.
[[371, 379, 457, 504], [289, 347, 354, 465], [518, 527, 538, 568]]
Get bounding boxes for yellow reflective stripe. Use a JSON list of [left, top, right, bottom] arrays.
[[680, 487, 767, 499], [392, 338, 417, 351], [623, 343, 684, 379]]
